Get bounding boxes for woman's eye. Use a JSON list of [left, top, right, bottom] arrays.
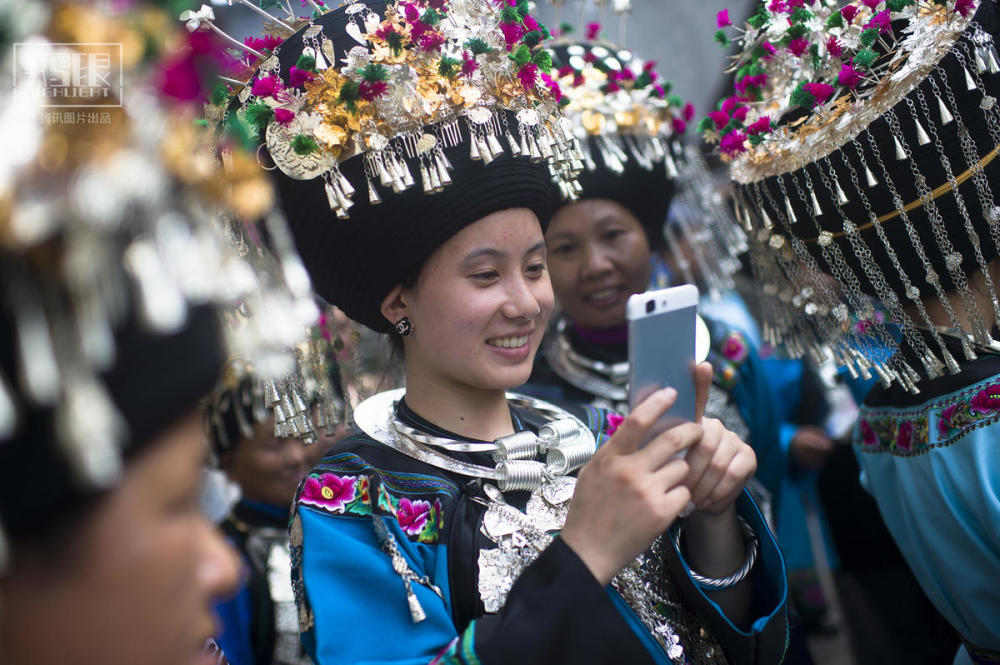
[[525, 263, 546, 276], [550, 244, 575, 255], [602, 229, 625, 242], [471, 270, 499, 281]]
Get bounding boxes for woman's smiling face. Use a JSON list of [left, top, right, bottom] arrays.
[[390, 207, 555, 393], [545, 198, 652, 329]]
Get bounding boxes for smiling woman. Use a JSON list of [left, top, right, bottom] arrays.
[[224, 0, 790, 662]]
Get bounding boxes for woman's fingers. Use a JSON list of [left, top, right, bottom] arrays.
[[684, 419, 757, 510], [693, 361, 714, 423], [635, 421, 703, 469], [607, 387, 677, 455]]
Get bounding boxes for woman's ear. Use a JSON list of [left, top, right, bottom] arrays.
[[380, 284, 408, 329]]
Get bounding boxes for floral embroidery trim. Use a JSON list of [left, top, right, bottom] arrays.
[[296, 451, 455, 543], [856, 376, 1000, 456]]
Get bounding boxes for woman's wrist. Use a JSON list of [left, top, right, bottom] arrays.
[[678, 502, 746, 579]]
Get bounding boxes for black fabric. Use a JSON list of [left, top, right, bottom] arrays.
[[263, 1, 560, 333], [0, 303, 224, 540], [220, 501, 291, 665], [741, 0, 1000, 299]]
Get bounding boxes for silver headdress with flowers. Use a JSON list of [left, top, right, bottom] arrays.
[[0, 1, 330, 569], [706, 0, 1000, 390], [187, 0, 584, 215]]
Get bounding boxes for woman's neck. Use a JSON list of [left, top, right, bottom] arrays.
[[402, 368, 514, 442]]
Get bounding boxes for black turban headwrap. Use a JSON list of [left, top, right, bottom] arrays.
[[0, 302, 224, 541], [269, 2, 561, 333]]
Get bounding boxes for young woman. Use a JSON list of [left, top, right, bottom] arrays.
[[222, 0, 789, 662]]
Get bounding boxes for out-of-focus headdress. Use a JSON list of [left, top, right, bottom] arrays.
[[197, 0, 584, 333], [706, 0, 1000, 389], [0, 1, 319, 567]]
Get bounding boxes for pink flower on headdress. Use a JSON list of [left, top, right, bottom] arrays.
[[522, 14, 540, 32], [540, 72, 562, 101], [787, 0, 806, 8], [618, 68, 635, 81], [861, 0, 882, 9], [605, 413, 625, 436], [683, 102, 695, 122], [717, 9, 732, 28], [359, 79, 388, 101], [804, 82, 835, 106], [518, 63, 539, 90], [300, 473, 357, 512], [708, 110, 730, 129], [866, 10, 891, 34], [418, 31, 446, 52], [586, 22, 601, 40], [732, 105, 749, 122], [273, 108, 295, 125], [671, 118, 687, 134], [396, 498, 432, 535], [768, 0, 787, 12], [500, 21, 524, 46], [244, 34, 284, 53], [720, 129, 748, 156], [838, 62, 863, 89], [288, 66, 315, 88], [252, 74, 282, 98], [826, 36, 843, 58], [787, 38, 810, 57], [955, 0, 975, 17], [652, 83, 665, 97], [841, 5, 859, 23], [761, 41, 777, 58], [746, 115, 771, 135], [462, 52, 479, 78], [604, 81, 621, 93]]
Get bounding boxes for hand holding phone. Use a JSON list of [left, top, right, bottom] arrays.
[[627, 284, 699, 448]]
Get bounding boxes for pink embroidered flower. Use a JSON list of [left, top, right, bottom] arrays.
[[300, 473, 357, 511], [586, 22, 601, 40], [860, 419, 879, 447], [841, 5, 859, 23], [803, 82, 835, 106], [273, 108, 295, 125], [605, 412, 625, 436], [937, 403, 958, 437], [396, 497, 432, 535], [252, 74, 282, 98], [708, 110, 730, 129], [787, 38, 811, 57], [866, 10, 891, 34], [717, 9, 732, 28], [955, 0, 975, 17], [827, 36, 843, 58], [722, 332, 749, 363], [720, 129, 748, 157], [838, 62, 863, 89], [970, 384, 1000, 414], [746, 116, 772, 135], [895, 420, 914, 451]]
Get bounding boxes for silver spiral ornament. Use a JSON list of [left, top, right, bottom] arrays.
[[496, 460, 546, 492], [545, 440, 594, 475], [492, 431, 539, 461], [537, 417, 584, 452]]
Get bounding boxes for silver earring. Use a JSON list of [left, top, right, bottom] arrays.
[[394, 317, 412, 336]]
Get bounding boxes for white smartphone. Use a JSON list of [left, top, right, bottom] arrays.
[[627, 284, 699, 446]]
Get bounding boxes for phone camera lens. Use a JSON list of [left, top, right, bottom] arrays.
[[645, 299, 655, 314]]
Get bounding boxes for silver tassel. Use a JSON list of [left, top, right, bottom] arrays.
[[337, 171, 355, 196], [0, 372, 16, 439], [810, 189, 823, 217], [835, 179, 849, 205], [419, 162, 432, 194], [519, 131, 530, 157], [976, 48, 988, 74], [506, 130, 521, 156], [761, 207, 774, 230], [487, 133, 504, 158], [479, 136, 495, 165], [988, 47, 1000, 74], [864, 164, 878, 187], [429, 163, 442, 192], [436, 155, 452, 186], [664, 152, 679, 178], [528, 134, 542, 162], [367, 177, 382, 205], [914, 118, 931, 145], [784, 195, 798, 223], [324, 180, 339, 211], [893, 135, 907, 160], [401, 160, 415, 188], [469, 134, 481, 161], [965, 66, 977, 91], [378, 157, 393, 187], [937, 95, 954, 125]]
